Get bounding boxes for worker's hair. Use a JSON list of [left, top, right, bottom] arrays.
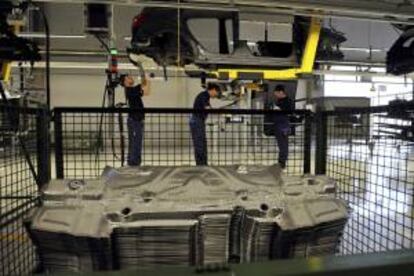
[[274, 84, 286, 93], [119, 74, 128, 87], [207, 83, 221, 92]]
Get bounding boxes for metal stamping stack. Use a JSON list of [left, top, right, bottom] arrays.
[[26, 204, 113, 273], [26, 165, 349, 273], [197, 214, 231, 264], [113, 220, 198, 269], [272, 199, 349, 258], [246, 217, 277, 262]]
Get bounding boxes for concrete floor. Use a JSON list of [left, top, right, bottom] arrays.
[[327, 140, 414, 254]]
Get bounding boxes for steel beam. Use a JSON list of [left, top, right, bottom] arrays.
[[32, 0, 414, 25], [212, 18, 322, 80]]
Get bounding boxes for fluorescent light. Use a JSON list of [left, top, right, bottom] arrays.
[[341, 47, 385, 53]]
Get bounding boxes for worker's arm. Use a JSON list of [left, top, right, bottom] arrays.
[[141, 75, 151, 96], [206, 97, 212, 109]]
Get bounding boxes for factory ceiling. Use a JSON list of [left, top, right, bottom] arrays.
[[32, 0, 414, 25], [15, 0, 412, 70]]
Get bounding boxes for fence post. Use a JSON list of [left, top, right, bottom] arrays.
[[54, 110, 64, 179], [118, 111, 125, 167], [315, 112, 328, 175], [36, 109, 50, 188], [303, 111, 312, 174]]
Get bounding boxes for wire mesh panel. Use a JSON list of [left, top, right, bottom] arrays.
[[54, 108, 311, 179], [0, 105, 46, 275], [323, 104, 414, 255]]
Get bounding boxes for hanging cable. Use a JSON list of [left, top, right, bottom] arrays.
[[0, 1, 44, 187], [92, 32, 125, 164], [94, 78, 109, 168], [0, 82, 41, 187], [94, 33, 110, 53], [175, 0, 181, 108], [35, 5, 50, 110]]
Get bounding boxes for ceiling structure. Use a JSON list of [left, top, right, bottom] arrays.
[[20, 0, 414, 71], [31, 0, 414, 24]]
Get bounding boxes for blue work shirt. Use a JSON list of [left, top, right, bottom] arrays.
[[192, 91, 210, 121], [125, 84, 144, 121], [272, 97, 294, 131]]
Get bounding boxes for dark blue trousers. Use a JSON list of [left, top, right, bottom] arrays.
[[127, 117, 144, 166], [274, 125, 289, 166], [190, 116, 208, 166]]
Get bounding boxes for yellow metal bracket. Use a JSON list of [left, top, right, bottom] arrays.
[[1, 21, 24, 83], [211, 18, 322, 80], [1, 62, 12, 82]]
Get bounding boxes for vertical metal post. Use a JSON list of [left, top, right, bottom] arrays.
[[303, 111, 312, 174], [36, 108, 50, 188], [19, 63, 24, 94], [118, 111, 125, 166], [315, 112, 328, 175], [54, 110, 64, 179]]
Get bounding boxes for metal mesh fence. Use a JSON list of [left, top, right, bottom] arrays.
[[53, 108, 311, 179], [0, 104, 48, 276], [321, 104, 414, 255], [2, 103, 414, 274]]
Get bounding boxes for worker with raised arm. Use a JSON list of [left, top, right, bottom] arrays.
[[120, 74, 151, 166]]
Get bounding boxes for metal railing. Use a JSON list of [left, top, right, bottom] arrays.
[[2, 102, 414, 274], [0, 104, 50, 276], [53, 107, 312, 179], [315, 103, 414, 255]]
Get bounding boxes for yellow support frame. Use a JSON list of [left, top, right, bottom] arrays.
[[1, 62, 12, 82], [212, 17, 322, 80], [1, 23, 23, 83]]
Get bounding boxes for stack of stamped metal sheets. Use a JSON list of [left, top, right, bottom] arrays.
[[26, 204, 112, 273], [197, 214, 231, 265], [26, 165, 349, 273], [113, 220, 198, 269]]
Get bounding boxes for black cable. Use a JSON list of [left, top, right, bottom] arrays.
[[0, 82, 41, 187], [28, 1, 51, 187], [94, 80, 123, 166], [92, 33, 124, 164], [34, 4, 50, 110], [94, 78, 109, 166], [94, 33, 110, 53], [0, 1, 45, 188]]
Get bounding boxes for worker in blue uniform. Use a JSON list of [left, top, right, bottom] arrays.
[[190, 83, 220, 166], [272, 85, 294, 169], [120, 74, 150, 166]]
